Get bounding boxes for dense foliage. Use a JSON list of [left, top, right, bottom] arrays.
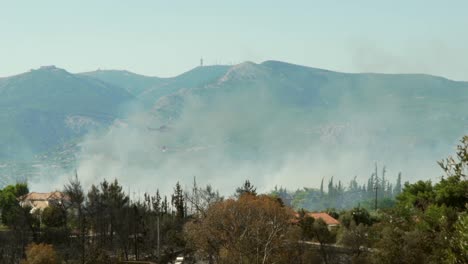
[[0, 136, 466, 263], [21, 243, 60, 264], [273, 166, 402, 211]]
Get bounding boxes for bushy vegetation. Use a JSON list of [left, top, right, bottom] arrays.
[[0, 136, 466, 263], [21, 243, 60, 264], [272, 165, 402, 211]]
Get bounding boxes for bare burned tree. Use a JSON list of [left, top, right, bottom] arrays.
[[63, 173, 85, 264]]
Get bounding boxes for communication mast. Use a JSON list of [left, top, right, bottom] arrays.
[[200, 58, 204, 67]]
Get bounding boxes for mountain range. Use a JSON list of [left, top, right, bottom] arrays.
[[1, 61, 467, 188]]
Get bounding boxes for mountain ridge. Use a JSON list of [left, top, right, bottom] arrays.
[[77, 61, 467, 82], [1, 61, 467, 187], [0, 66, 135, 159]]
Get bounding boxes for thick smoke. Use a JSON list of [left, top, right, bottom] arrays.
[[29, 63, 465, 195], [60, 88, 455, 196]]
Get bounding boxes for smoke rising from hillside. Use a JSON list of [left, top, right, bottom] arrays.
[[46, 80, 457, 196], [23, 61, 468, 195]]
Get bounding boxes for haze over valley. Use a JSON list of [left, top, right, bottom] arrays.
[[3, 2, 468, 263], [1, 61, 467, 193]]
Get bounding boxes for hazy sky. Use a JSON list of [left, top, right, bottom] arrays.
[[1, 0, 467, 80]]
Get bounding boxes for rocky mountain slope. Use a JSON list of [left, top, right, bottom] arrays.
[[1, 61, 468, 187], [0, 65, 134, 159]]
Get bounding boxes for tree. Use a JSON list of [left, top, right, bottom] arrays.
[[103, 179, 130, 259], [320, 177, 324, 197], [372, 137, 468, 264], [42, 205, 66, 228], [372, 225, 427, 264], [151, 189, 162, 215], [394, 172, 402, 196], [435, 137, 468, 211], [172, 182, 185, 219], [63, 174, 85, 264], [86, 184, 104, 247], [0, 183, 29, 226], [434, 175, 468, 211], [397, 180, 435, 211], [380, 166, 387, 199], [185, 194, 296, 263], [162, 195, 169, 215], [312, 218, 336, 264], [367, 173, 374, 198], [445, 212, 468, 264], [186, 184, 223, 217], [340, 222, 373, 263], [328, 176, 335, 198], [235, 180, 257, 197], [438, 135, 468, 180], [340, 206, 372, 228], [297, 209, 315, 240], [0, 183, 38, 255]]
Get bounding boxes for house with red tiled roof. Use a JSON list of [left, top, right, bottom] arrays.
[[308, 212, 340, 229], [19, 191, 69, 213], [293, 212, 340, 230]]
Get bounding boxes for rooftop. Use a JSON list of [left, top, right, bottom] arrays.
[[293, 212, 340, 226], [308, 212, 340, 226], [19, 191, 68, 201]]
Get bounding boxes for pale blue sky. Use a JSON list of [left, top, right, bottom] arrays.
[[1, 0, 467, 80]]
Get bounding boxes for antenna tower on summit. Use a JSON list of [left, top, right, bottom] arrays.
[[200, 58, 204, 67]]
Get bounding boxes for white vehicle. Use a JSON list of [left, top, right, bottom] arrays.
[[174, 256, 184, 264]]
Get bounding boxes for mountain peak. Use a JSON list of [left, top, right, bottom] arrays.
[[261, 60, 334, 74], [32, 65, 70, 75], [39, 65, 58, 70], [217, 61, 267, 83]]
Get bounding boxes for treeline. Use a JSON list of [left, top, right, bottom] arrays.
[[0, 177, 222, 263], [272, 165, 403, 211], [0, 136, 467, 263]]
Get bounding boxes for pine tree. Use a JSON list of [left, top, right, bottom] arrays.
[[337, 180, 344, 194], [162, 196, 169, 215], [64, 173, 85, 264], [380, 166, 386, 199], [349, 176, 358, 192], [387, 182, 393, 198], [394, 172, 402, 197], [172, 182, 185, 219], [328, 176, 335, 198], [320, 177, 324, 197], [151, 190, 161, 215], [236, 180, 257, 197], [368, 173, 374, 198]]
